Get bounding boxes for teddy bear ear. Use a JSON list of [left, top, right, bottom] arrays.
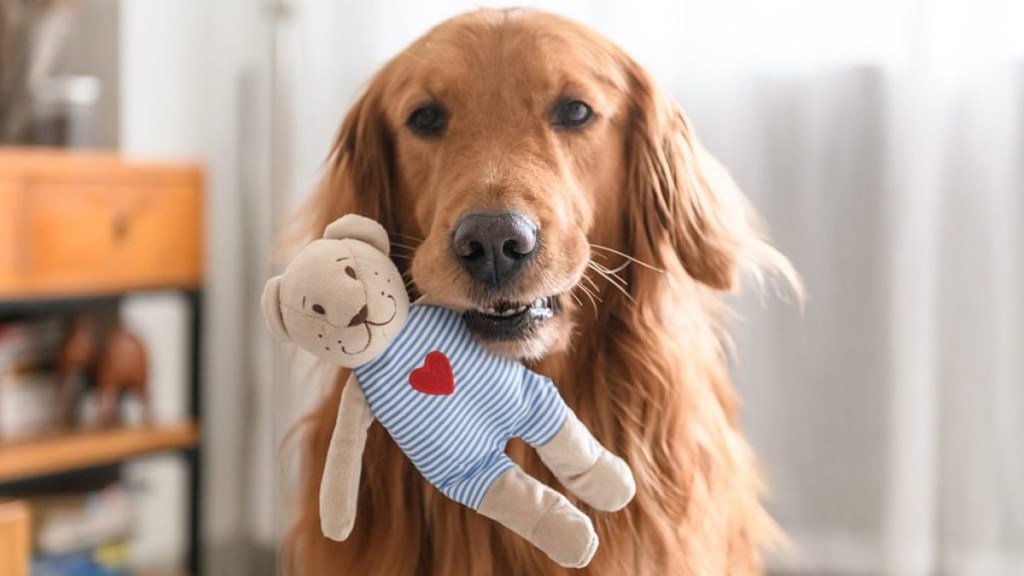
[[261, 276, 291, 342], [323, 214, 390, 256]]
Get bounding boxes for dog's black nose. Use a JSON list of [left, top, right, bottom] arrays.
[[451, 212, 538, 288]]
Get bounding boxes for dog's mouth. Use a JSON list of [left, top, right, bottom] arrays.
[[462, 295, 563, 341]]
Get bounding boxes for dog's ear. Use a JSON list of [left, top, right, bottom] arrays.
[[261, 276, 290, 342], [289, 71, 397, 247], [323, 214, 390, 255], [624, 62, 760, 291]]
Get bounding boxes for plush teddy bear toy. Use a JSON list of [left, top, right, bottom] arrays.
[[262, 214, 635, 568]]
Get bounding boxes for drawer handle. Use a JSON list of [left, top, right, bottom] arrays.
[[112, 214, 130, 242]]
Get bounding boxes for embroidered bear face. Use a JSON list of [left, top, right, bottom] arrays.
[[262, 215, 410, 368]]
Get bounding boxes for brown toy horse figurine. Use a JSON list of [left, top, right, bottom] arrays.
[[95, 321, 151, 427], [55, 314, 152, 428], [55, 314, 102, 427]]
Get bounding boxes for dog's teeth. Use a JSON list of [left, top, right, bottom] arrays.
[[475, 299, 556, 317]]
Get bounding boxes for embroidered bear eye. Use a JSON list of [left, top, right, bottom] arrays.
[[345, 266, 357, 279]]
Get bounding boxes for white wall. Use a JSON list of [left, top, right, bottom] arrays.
[[117, 1, 206, 570], [118, 0, 273, 571], [119, 0, 206, 158]]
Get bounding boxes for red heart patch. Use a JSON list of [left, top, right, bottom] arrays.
[[409, 351, 455, 396]]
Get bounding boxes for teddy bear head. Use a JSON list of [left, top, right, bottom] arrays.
[[262, 214, 410, 368]]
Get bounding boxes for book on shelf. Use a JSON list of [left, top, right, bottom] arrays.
[[0, 317, 63, 367], [31, 542, 130, 576], [0, 317, 63, 440], [28, 483, 134, 576]]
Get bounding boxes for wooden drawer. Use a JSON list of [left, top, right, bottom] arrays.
[[0, 499, 30, 576], [0, 149, 203, 298], [0, 179, 19, 282]]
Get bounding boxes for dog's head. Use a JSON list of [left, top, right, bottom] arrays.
[[301, 9, 791, 360]]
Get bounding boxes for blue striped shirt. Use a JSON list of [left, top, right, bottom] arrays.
[[353, 305, 567, 509]]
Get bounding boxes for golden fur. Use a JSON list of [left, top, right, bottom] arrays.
[[282, 9, 797, 575]]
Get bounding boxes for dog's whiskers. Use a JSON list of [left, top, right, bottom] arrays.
[[397, 267, 416, 287], [568, 289, 584, 309], [575, 278, 601, 314], [604, 261, 630, 275], [391, 232, 425, 243], [587, 253, 630, 287], [589, 243, 664, 273], [589, 261, 628, 288], [581, 273, 601, 295], [587, 261, 634, 302], [389, 242, 419, 252], [573, 270, 602, 311]]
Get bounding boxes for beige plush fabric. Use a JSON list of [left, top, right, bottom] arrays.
[[537, 411, 637, 512], [323, 213, 391, 255], [478, 466, 598, 568], [474, 412, 636, 568], [320, 373, 375, 541]]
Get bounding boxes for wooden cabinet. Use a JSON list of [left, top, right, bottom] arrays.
[[0, 149, 203, 298], [0, 180, 19, 283], [0, 149, 206, 574], [0, 499, 30, 576]]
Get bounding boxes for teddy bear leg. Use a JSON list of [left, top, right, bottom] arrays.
[[478, 465, 598, 568], [536, 411, 636, 512]]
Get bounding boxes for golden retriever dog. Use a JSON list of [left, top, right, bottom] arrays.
[[283, 8, 797, 575]]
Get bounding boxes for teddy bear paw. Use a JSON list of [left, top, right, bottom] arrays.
[[564, 451, 637, 512], [532, 500, 598, 568]]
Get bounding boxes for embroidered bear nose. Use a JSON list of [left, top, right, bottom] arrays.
[[312, 304, 326, 315], [347, 304, 368, 327]]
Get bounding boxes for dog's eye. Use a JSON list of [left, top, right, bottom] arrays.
[[345, 266, 358, 279], [551, 100, 594, 130], [406, 104, 448, 138]]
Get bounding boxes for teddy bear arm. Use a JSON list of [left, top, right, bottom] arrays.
[[320, 372, 375, 541]]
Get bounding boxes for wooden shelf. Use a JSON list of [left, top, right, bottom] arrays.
[[0, 423, 199, 484], [0, 149, 206, 573]]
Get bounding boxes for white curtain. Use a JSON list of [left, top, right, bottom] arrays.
[[269, 2, 1024, 574]]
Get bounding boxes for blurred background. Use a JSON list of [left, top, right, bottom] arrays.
[[0, 1, 1021, 575]]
